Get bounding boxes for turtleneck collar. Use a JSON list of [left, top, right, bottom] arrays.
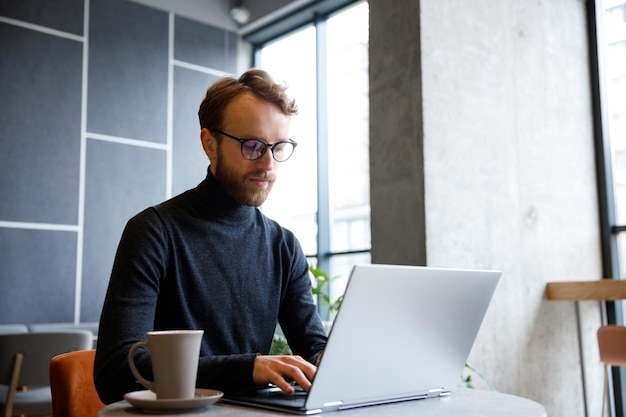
[[198, 166, 257, 221]]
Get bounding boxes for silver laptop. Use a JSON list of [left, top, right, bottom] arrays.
[[222, 264, 501, 414]]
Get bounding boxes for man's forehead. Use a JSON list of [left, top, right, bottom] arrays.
[[222, 93, 290, 129]]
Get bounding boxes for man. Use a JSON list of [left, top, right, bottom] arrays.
[[94, 69, 327, 404]]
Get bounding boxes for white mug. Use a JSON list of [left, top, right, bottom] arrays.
[[128, 330, 203, 399]]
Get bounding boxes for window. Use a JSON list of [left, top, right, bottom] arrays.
[[247, 1, 370, 308], [606, 2, 626, 240], [593, 0, 626, 414], [596, 0, 626, 310]]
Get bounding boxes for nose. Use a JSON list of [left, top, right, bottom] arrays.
[[255, 146, 276, 170]]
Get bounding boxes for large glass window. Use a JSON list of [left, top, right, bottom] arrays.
[[594, 0, 626, 415], [253, 1, 370, 306], [597, 0, 626, 305], [254, 26, 319, 255], [603, 1, 626, 276]]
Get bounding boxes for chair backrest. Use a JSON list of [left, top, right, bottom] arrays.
[[0, 324, 28, 335], [49, 349, 105, 417], [29, 322, 99, 348], [597, 325, 626, 367], [0, 330, 93, 388]]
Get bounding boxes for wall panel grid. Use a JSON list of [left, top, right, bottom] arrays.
[[0, 0, 238, 325]]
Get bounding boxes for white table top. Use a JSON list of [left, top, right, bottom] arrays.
[[98, 388, 547, 417]]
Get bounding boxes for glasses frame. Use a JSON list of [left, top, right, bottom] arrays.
[[211, 129, 298, 162]]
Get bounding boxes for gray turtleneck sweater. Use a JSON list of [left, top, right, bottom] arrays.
[[94, 168, 327, 404]]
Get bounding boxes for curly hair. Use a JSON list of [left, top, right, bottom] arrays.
[[198, 69, 298, 130]]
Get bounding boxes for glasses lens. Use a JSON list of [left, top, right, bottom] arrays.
[[272, 142, 295, 162], [241, 140, 266, 160]]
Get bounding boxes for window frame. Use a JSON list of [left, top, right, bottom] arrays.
[[245, 0, 370, 280]]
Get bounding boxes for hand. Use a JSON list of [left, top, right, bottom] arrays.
[[253, 355, 317, 394]]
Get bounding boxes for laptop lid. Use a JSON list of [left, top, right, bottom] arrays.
[[223, 264, 501, 414]]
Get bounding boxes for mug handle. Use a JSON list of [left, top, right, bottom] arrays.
[[128, 341, 154, 392]]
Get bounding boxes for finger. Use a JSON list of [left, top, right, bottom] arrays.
[[276, 357, 316, 392], [288, 357, 316, 385], [271, 374, 297, 394]]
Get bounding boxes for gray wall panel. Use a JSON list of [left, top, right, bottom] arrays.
[[81, 140, 167, 322], [0, 0, 84, 35], [0, 23, 82, 224], [0, 228, 76, 323], [175, 15, 237, 72], [172, 68, 218, 196], [88, 0, 168, 143]]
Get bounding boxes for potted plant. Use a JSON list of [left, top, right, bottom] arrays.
[[270, 264, 342, 355]]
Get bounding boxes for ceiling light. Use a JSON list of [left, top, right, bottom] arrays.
[[230, 5, 250, 25]]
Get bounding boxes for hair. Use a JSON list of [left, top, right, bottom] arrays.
[[198, 68, 298, 130]]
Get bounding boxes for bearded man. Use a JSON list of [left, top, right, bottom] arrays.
[[94, 69, 327, 404]]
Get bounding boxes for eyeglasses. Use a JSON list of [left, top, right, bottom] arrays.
[[211, 129, 297, 162]]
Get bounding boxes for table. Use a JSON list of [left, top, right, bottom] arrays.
[[545, 279, 626, 417], [545, 280, 626, 301], [98, 388, 546, 417]]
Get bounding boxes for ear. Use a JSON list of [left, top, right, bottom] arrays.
[[200, 128, 217, 161]]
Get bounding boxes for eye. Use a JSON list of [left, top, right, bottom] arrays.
[[273, 142, 286, 154], [242, 140, 261, 152]]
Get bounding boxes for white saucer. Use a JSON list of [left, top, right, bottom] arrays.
[[124, 389, 223, 411]]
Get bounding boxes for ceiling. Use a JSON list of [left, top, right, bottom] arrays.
[[127, 0, 315, 34]]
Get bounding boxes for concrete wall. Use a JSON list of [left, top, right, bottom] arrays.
[[370, 0, 605, 416]]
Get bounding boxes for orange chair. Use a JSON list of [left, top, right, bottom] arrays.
[[49, 349, 105, 417], [597, 325, 626, 417]]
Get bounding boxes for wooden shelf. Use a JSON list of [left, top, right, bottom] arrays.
[[546, 280, 626, 301]]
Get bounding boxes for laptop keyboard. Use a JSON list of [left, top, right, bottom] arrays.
[[261, 385, 308, 399], [250, 385, 309, 406]]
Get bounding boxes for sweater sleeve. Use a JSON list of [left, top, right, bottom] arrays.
[[94, 209, 163, 403]]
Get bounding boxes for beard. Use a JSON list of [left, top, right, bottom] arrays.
[[213, 148, 275, 207]]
